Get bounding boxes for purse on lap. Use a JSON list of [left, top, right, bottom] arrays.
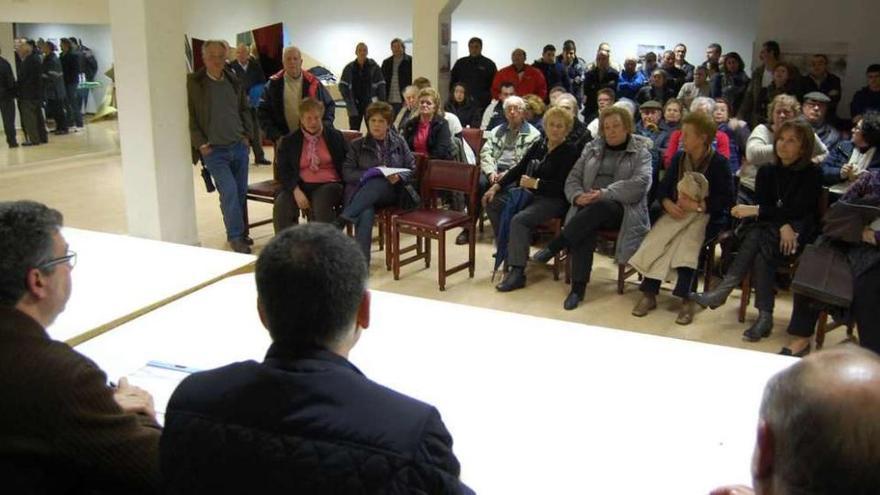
[[791, 243, 853, 307]]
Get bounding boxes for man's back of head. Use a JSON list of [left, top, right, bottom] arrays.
[[255, 223, 367, 353], [757, 346, 880, 494]]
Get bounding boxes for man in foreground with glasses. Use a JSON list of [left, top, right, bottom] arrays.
[[0, 200, 160, 492]]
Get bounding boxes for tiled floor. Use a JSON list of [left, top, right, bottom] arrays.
[[1, 120, 845, 355]]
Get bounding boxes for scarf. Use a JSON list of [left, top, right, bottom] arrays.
[[303, 128, 322, 172]]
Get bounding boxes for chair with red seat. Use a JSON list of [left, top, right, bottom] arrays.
[[392, 160, 480, 290]]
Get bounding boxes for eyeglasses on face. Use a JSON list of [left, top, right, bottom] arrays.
[[38, 250, 77, 270]]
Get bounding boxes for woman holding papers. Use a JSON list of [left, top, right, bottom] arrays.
[[402, 87, 453, 160], [338, 101, 415, 262]]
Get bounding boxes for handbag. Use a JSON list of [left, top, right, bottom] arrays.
[[791, 243, 853, 307], [822, 200, 880, 243]]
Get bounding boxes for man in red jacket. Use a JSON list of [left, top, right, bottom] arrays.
[[491, 48, 547, 101]]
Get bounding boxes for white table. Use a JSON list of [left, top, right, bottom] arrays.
[[52, 227, 255, 345], [77, 274, 795, 494]]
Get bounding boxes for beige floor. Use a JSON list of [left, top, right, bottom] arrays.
[[0, 120, 844, 355]]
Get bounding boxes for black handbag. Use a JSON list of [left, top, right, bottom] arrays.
[[822, 200, 880, 243], [791, 243, 853, 307]]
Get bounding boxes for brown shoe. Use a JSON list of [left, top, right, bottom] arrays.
[[631, 293, 657, 317], [675, 299, 695, 325]]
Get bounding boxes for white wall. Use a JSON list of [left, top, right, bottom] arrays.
[[757, 0, 880, 118], [274, 0, 412, 80], [451, 0, 760, 72], [0, 0, 108, 24], [182, 0, 278, 42], [15, 23, 113, 113]]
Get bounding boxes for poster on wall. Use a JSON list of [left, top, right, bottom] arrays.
[[637, 44, 665, 63], [236, 22, 284, 79]]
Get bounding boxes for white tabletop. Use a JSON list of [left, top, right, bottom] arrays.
[[76, 274, 795, 494], [52, 227, 255, 345]]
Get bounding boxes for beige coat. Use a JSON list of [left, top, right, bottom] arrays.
[[629, 172, 710, 281]]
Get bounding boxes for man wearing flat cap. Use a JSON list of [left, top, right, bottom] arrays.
[[802, 91, 841, 150]]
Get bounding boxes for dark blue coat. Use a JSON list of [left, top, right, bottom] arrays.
[[161, 346, 472, 495]]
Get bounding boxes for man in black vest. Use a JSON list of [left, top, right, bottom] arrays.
[[229, 43, 270, 165]]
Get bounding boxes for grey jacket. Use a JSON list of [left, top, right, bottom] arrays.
[[564, 136, 653, 263]]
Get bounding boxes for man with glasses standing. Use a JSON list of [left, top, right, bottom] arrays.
[[0, 200, 161, 493], [188, 39, 255, 254]]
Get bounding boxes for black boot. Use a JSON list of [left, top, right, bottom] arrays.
[[690, 244, 755, 309], [496, 266, 526, 292], [742, 311, 773, 342], [563, 282, 586, 310]]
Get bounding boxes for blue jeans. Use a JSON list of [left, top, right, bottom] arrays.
[[203, 141, 249, 241], [341, 178, 397, 261], [65, 82, 83, 127]]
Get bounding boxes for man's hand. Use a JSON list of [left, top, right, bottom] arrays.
[[199, 143, 212, 156], [482, 184, 500, 207], [779, 224, 799, 255], [663, 198, 686, 220], [863, 227, 877, 245], [519, 175, 539, 190], [113, 377, 156, 418], [709, 485, 755, 495], [387, 174, 401, 184], [489, 172, 499, 184], [293, 187, 310, 211]]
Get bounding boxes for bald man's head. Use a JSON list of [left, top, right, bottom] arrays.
[[282, 46, 303, 78], [754, 346, 880, 494]]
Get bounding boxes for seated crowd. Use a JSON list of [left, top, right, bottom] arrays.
[[185, 35, 880, 358], [3, 34, 879, 494]]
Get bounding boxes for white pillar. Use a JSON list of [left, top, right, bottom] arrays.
[[109, 0, 198, 244], [412, 0, 461, 102]]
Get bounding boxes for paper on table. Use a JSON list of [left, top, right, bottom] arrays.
[[378, 167, 410, 177], [126, 361, 199, 425]]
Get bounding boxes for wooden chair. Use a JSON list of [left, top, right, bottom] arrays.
[[244, 129, 362, 231], [533, 217, 565, 281], [392, 160, 480, 290], [461, 128, 490, 233], [816, 312, 857, 349], [378, 153, 429, 270]]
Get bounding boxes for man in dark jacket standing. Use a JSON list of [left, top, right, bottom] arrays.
[[41, 41, 68, 135], [450, 36, 497, 115], [230, 43, 270, 165], [532, 44, 571, 103], [258, 45, 335, 145], [16, 40, 45, 145], [161, 224, 473, 495], [187, 39, 255, 254], [59, 38, 83, 130], [0, 200, 161, 494], [800, 54, 842, 123], [381, 38, 412, 117], [850, 64, 880, 122], [0, 47, 17, 147], [582, 50, 618, 123], [339, 42, 385, 131]]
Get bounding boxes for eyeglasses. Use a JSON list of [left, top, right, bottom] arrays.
[[38, 250, 77, 270]]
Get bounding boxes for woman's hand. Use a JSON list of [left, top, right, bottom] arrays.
[[677, 195, 702, 213], [293, 187, 310, 211], [779, 224, 799, 255], [519, 175, 539, 190], [387, 173, 401, 184], [482, 184, 500, 207], [575, 190, 602, 207], [663, 198, 686, 220], [863, 227, 877, 245], [841, 163, 855, 180], [731, 204, 759, 219]]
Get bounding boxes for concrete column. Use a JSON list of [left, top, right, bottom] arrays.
[[109, 0, 198, 244], [412, 0, 461, 102]]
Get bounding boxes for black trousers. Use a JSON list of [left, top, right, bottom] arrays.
[[19, 99, 43, 144], [247, 107, 266, 161], [726, 225, 780, 312], [563, 199, 624, 284], [486, 193, 568, 268], [0, 98, 16, 146], [46, 98, 68, 132], [348, 104, 368, 131], [787, 262, 880, 354], [273, 182, 344, 233]]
